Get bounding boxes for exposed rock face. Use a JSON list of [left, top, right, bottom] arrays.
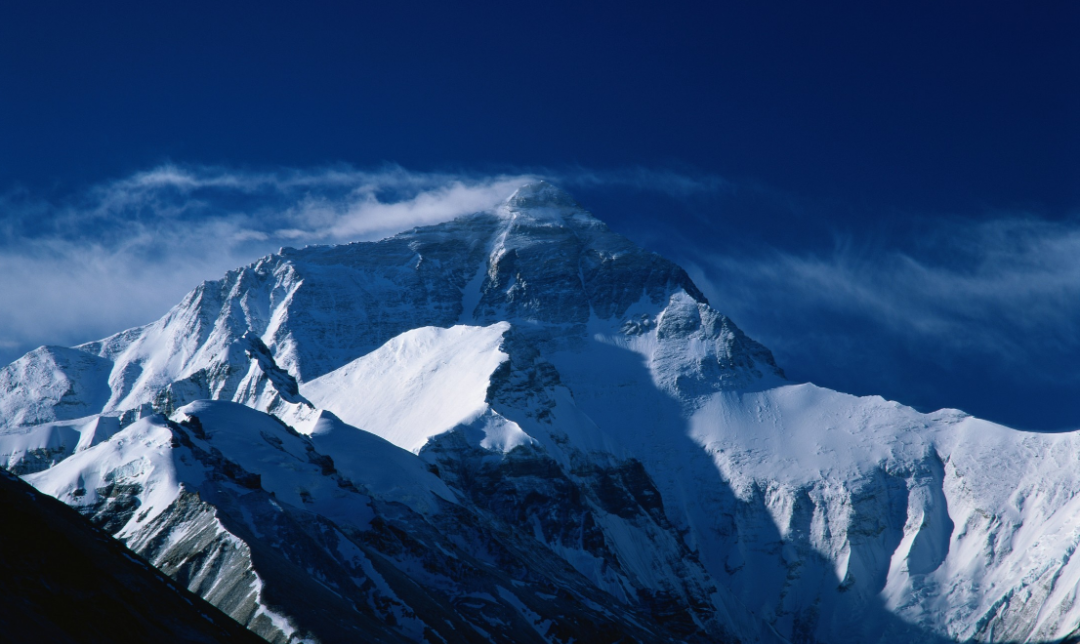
[[4, 182, 1080, 644]]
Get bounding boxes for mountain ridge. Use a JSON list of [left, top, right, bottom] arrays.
[[0, 467, 273, 644]]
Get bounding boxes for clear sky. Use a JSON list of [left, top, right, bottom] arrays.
[[1, 1, 1077, 430]]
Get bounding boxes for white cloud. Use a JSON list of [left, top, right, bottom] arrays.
[[292, 176, 535, 241]]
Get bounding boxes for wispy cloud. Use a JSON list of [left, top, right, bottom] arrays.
[[687, 214, 1080, 384], [76, 164, 539, 244]]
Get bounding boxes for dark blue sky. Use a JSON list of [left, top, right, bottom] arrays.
[[1, 2, 1078, 429]]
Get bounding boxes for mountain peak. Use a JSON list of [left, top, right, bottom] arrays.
[[500, 180, 602, 229], [504, 180, 579, 210]]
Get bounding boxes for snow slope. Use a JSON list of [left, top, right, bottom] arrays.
[[299, 322, 525, 453]]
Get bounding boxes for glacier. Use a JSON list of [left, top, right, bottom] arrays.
[[2, 180, 1080, 643]]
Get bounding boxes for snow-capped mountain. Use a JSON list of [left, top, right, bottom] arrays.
[[3, 181, 1080, 643]]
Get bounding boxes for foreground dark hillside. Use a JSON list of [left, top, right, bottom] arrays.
[[0, 469, 268, 644]]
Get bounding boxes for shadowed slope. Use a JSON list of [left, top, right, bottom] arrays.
[[0, 468, 268, 644]]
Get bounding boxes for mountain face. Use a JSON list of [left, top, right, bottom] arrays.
[[3, 181, 1080, 643], [0, 468, 271, 644]]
